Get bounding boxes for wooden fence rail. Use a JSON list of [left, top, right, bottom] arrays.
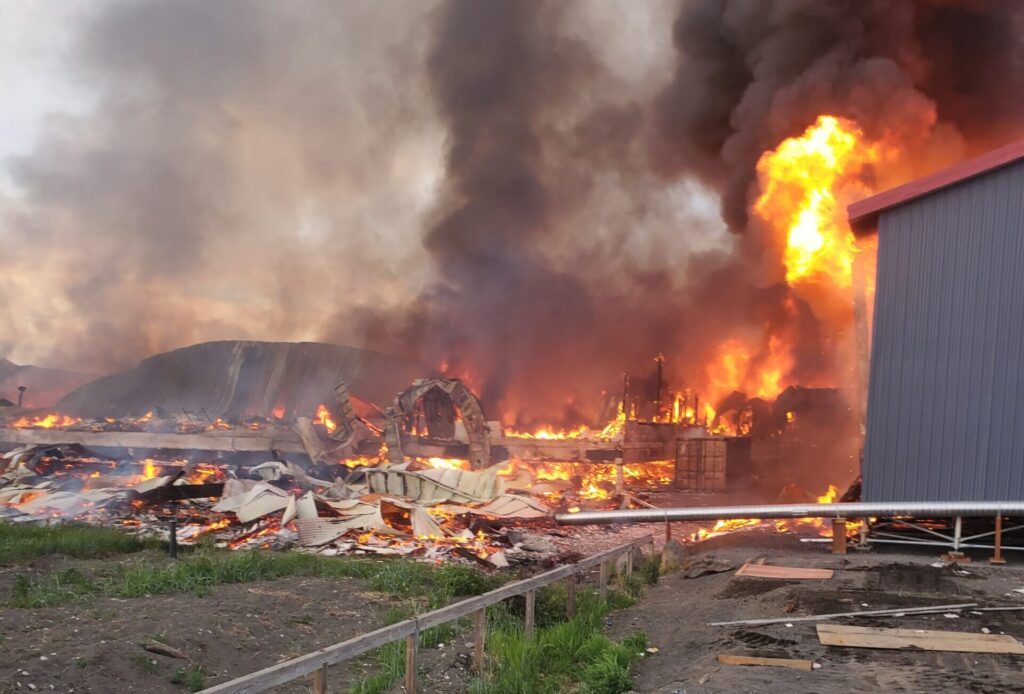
[[198, 534, 655, 694]]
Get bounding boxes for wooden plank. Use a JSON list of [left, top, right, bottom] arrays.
[[0, 428, 306, 453], [565, 574, 576, 618], [817, 624, 1024, 654], [717, 655, 814, 671], [599, 561, 609, 600], [524, 589, 536, 636], [736, 563, 833, 579], [405, 632, 418, 694], [472, 609, 486, 671]]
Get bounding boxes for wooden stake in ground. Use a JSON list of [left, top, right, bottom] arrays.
[[405, 632, 418, 693], [472, 609, 486, 671], [717, 655, 814, 671]]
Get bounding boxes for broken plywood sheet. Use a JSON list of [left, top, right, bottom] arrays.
[[410, 506, 446, 538], [210, 479, 257, 512], [475, 494, 549, 518], [736, 563, 833, 579], [132, 475, 176, 495], [295, 512, 389, 547], [816, 624, 1024, 654], [18, 489, 118, 514], [294, 491, 319, 520], [364, 465, 501, 503], [215, 482, 291, 524]]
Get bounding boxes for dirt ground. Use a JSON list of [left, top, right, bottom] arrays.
[[7, 524, 1024, 694], [608, 530, 1024, 693], [0, 552, 412, 693]]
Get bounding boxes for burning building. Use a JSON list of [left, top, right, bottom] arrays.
[[3, 0, 1024, 558]]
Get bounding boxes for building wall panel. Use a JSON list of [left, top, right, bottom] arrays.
[[863, 160, 1024, 501]]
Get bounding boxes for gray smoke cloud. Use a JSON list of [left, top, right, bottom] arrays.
[[3, 0, 1022, 427], [652, 0, 1024, 231], [1, 0, 444, 372]]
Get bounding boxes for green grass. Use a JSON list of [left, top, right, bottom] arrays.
[[0, 522, 161, 563], [465, 588, 647, 694], [7, 546, 505, 609], [171, 664, 208, 692]]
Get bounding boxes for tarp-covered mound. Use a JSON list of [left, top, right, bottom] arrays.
[[56, 341, 418, 419], [0, 359, 93, 409]]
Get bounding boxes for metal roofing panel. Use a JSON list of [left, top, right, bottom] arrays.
[[849, 139, 1024, 234]]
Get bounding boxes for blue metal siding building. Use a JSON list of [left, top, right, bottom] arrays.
[[850, 144, 1024, 502]]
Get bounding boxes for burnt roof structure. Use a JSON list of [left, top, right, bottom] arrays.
[[57, 340, 418, 419]]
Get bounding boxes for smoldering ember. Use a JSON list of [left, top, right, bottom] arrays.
[[3, 2, 1024, 694]]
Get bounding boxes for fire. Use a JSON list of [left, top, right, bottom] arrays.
[[505, 424, 591, 440], [423, 457, 471, 471], [816, 484, 839, 504], [141, 459, 160, 481], [754, 115, 885, 288], [11, 413, 82, 429], [690, 484, 845, 542], [505, 405, 625, 442], [598, 403, 626, 440], [314, 404, 337, 433], [498, 458, 674, 504]]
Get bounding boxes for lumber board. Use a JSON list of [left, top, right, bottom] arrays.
[[717, 654, 814, 671], [0, 428, 306, 453], [816, 624, 1024, 654], [736, 563, 833, 579]]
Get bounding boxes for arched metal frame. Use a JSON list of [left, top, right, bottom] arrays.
[[383, 378, 491, 469]]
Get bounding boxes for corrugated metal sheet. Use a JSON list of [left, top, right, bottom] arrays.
[[863, 159, 1024, 501]]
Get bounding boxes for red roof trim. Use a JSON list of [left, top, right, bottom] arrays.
[[848, 139, 1024, 235]]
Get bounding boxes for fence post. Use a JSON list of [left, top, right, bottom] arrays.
[[599, 561, 609, 600], [565, 573, 576, 618], [405, 630, 418, 694], [312, 665, 327, 694], [524, 589, 536, 636], [831, 518, 847, 554], [991, 515, 1007, 565], [625, 548, 634, 577], [473, 609, 486, 670]]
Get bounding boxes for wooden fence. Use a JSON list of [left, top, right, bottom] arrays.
[[199, 534, 655, 694]]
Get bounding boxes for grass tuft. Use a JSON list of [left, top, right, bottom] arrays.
[[171, 664, 208, 692], [467, 588, 647, 694], [0, 522, 160, 563], [7, 547, 504, 609]]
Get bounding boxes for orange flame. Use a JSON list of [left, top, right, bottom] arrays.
[[11, 413, 82, 429], [314, 404, 337, 433], [754, 115, 885, 288]]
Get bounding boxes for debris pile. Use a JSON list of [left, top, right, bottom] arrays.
[[0, 436, 669, 566]]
